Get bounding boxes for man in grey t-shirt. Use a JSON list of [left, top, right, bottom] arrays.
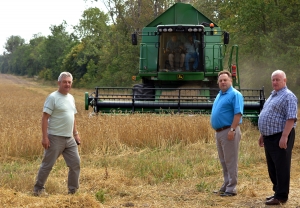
[[33, 72, 81, 196]]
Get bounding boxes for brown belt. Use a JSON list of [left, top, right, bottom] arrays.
[[216, 126, 231, 132]]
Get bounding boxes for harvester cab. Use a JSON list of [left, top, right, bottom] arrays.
[[85, 3, 265, 124]]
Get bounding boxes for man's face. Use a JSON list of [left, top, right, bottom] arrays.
[[272, 73, 286, 91], [218, 73, 232, 92], [171, 36, 177, 42], [58, 76, 72, 95]]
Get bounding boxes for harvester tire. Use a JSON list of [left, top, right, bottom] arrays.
[[133, 84, 155, 101]]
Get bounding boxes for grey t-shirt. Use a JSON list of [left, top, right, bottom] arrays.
[[43, 91, 77, 137]]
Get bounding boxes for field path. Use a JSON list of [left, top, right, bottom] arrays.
[[0, 74, 38, 86], [0, 73, 88, 105]]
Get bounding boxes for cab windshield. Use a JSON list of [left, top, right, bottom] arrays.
[[159, 32, 201, 72]]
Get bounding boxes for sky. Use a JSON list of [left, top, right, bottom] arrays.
[[0, 0, 107, 54]]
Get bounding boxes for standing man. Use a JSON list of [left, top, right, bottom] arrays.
[[211, 70, 244, 197], [33, 72, 81, 196], [258, 70, 297, 205]]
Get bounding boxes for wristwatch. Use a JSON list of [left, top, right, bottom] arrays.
[[230, 128, 235, 132]]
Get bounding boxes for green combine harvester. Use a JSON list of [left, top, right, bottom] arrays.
[[85, 3, 265, 123]]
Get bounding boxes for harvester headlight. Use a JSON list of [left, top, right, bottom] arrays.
[[163, 28, 167, 32], [168, 28, 173, 32], [193, 28, 198, 32], [188, 28, 192, 32], [198, 28, 202, 32], [158, 28, 162, 32]]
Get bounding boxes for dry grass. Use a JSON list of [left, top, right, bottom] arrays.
[[1, 74, 300, 207]]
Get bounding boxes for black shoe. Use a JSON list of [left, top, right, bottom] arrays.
[[213, 190, 225, 195], [220, 192, 237, 197], [266, 195, 274, 200], [68, 189, 77, 194]]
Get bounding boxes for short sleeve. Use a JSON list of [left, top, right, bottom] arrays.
[[43, 95, 55, 115]]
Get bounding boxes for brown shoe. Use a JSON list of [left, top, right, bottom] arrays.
[[266, 195, 274, 200], [265, 198, 287, 205]]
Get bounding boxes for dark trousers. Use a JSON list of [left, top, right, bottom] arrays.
[[263, 128, 295, 200]]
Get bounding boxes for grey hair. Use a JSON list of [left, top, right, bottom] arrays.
[[271, 70, 286, 79], [58, 72, 73, 81]]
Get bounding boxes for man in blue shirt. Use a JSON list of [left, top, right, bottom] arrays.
[[211, 70, 244, 197], [258, 70, 297, 205]]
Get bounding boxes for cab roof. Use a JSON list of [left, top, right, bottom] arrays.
[[146, 3, 217, 27]]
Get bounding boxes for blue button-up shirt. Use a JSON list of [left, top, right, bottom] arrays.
[[211, 86, 244, 130], [258, 86, 297, 136]]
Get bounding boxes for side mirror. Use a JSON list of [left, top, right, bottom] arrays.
[[224, 32, 229, 45], [132, 33, 137, 45]]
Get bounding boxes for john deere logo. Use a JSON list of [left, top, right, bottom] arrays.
[[177, 74, 184, 80]]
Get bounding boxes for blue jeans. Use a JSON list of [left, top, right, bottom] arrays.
[[185, 52, 198, 70]]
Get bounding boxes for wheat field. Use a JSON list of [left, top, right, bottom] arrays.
[[0, 74, 300, 208]]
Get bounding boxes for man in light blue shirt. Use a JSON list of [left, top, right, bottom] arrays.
[[211, 70, 244, 197]]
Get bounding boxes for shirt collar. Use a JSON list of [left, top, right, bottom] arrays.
[[219, 86, 233, 95], [271, 86, 287, 96]]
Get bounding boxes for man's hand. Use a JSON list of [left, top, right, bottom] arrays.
[[41, 137, 50, 149], [279, 136, 288, 149], [227, 131, 235, 140], [174, 48, 181, 53], [258, 135, 264, 147], [74, 134, 81, 145]]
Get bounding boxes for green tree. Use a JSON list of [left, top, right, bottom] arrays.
[[0, 55, 9, 73], [218, 0, 300, 95], [4, 35, 25, 54], [64, 7, 109, 85], [27, 34, 47, 76], [42, 21, 77, 80]]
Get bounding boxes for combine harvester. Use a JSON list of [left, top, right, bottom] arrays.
[[85, 3, 265, 123]]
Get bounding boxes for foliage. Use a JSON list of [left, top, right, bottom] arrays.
[[41, 21, 79, 80], [95, 189, 106, 203], [218, 0, 300, 95], [64, 8, 109, 86], [4, 35, 25, 54]]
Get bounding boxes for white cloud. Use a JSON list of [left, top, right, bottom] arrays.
[[0, 0, 107, 53]]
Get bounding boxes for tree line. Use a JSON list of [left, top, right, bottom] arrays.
[[0, 0, 299, 95]]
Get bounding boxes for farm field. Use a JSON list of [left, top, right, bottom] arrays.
[[0, 74, 300, 208]]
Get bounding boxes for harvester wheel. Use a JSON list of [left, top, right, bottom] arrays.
[[85, 92, 89, 110], [133, 84, 155, 101]]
